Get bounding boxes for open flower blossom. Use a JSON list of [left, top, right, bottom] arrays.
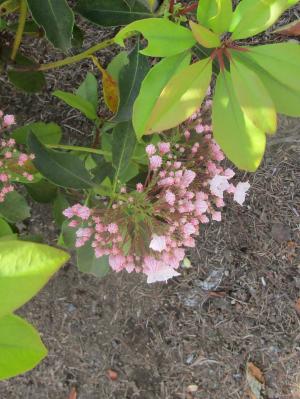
[[0, 111, 35, 202], [64, 104, 250, 284]]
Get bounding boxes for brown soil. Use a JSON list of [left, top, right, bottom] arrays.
[[0, 4, 300, 399]]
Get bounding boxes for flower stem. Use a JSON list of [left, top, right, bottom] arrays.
[[10, 0, 27, 61]]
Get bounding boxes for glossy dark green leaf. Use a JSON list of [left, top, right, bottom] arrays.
[[52, 191, 69, 227], [25, 179, 57, 203], [0, 314, 47, 380], [92, 159, 115, 184], [119, 162, 139, 183], [0, 191, 30, 223], [76, 244, 110, 278], [8, 53, 45, 93], [0, 218, 12, 238], [76, 72, 98, 111], [71, 25, 84, 48], [27, 0, 74, 51], [12, 122, 62, 145], [28, 133, 94, 189], [75, 0, 152, 27], [53, 90, 98, 121], [112, 121, 136, 179], [113, 40, 149, 122]]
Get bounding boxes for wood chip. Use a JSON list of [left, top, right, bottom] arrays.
[[246, 362, 265, 399]]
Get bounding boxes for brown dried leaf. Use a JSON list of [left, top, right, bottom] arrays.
[[68, 387, 77, 399], [90, 56, 119, 113], [246, 362, 265, 399], [272, 20, 300, 36], [106, 369, 118, 381], [295, 298, 300, 316]]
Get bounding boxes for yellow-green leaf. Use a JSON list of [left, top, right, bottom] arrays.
[[197, 0, 233, 34], [133, 52, 191, 139], [145, 58, 212, 134], [230, 56, 277, 134], [114, 18, 195, 57], [189, 21, 221, 48], [244, 43, 300, 92], [212, 71, 266, 171], [230, 0, 290, 40]]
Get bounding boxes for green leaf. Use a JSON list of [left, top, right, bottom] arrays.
[[26, 179, 57, 203], [76, 245, 110, 278], [212, 71, 266, 171], [53, 90, 98, 121], [119, 162, 139, 183], [12, 122, 62, 145], [144, 58, 212, 134], [113, 40, 149, 122], [0, 218, 12, 238], [189, 21, 221, 48], [8, 53, 45, 93], [60, 220, 77, 248], [230, 56, 277, 134], [112, 121, 137, 179], [0, 240, 69, 317], [133, 51, 191, 139], [76, 72, 98, 111], [197, 0, 233, 34], [243, 43, 300, 92], [52, 191, 69, 227], [28, 133, 94, 189], [27, 0, 74, 52], [0, 191, 30, 223], [92, 159, 115, 184], [234, 51, 300, 117], [0, 314, 47, 380], [75, 0, 152, 26], [107, 51, 129, 82], [115, 18, 196, 57], [72, 25, 84, 48], [230, 0, 290, 40]]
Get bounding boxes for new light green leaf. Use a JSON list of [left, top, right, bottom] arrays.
[[189, 21, 221, 48], [234, 51, 300, 117], [0, 314, 47, 380], [197, 0, 233, 34], [230, 0, 291, 40], [27, 0, 74, 52], [114, 18, 196, 57], [53, 90, 98, 121], [145, 58, 212, 134], [230, 56, 277, 134], [133, 51, 191, 139], [0, 240, 69, 317], [212, 71, 266, 171], [243, 43, 300, 92]]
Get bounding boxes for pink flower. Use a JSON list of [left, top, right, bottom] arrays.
[[209, 175, 230, 198], [76, 205, 91, 220], [165, 190, 175, 206], [145, 263, 180, 284], [149, 235, 167, 252], [195, 199, 208, 214], [212, 211, 222, 222], [233, 182, 250, 205], [3, 114, 15, 127], [136, 183, 143, 192], [149, 155, 162, 170], [183, 223, 196, 236], [146, 144, 156, 156], [195, 123, 205, 133], [107, 223, 118, 234], [181, 170, 196, 187], [158, 142, 170, 154]]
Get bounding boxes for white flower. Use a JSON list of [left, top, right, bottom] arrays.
[[146, 265, 180, 284], [149, 235, 167, 252], [209, 175, 230, 198], [234, 182, 250, 205]]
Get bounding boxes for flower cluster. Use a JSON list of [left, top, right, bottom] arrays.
[[0, 111, 35, 202], [64, 112, 250, 284]]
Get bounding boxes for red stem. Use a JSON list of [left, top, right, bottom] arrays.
[[169, 0, 175, 14], [216, 49, 225, 71], [179, 2, 198, 15]]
